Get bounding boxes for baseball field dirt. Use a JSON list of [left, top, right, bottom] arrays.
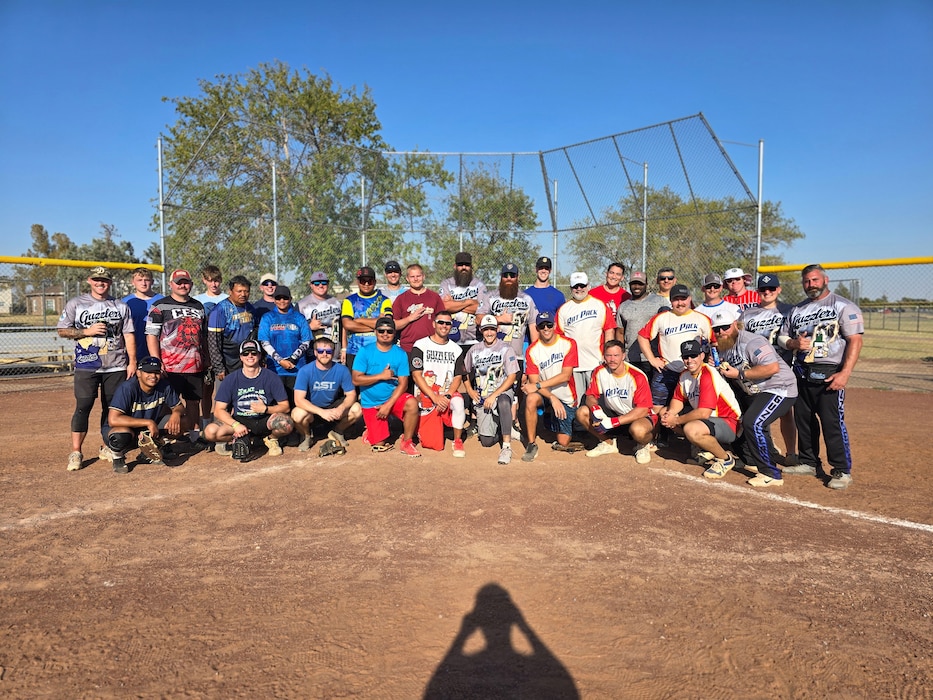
[[1, 378, 930, 698]]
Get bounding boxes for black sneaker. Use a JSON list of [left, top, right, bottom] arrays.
[[522, 443, 539, 462], [112, 456, 128, 474]]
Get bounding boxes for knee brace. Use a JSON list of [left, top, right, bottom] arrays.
[[107, 430, 134, 454]]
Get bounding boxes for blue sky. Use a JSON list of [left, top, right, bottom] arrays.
[[1, 0, 930, 274]]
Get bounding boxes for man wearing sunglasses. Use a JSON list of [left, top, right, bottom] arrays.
[[145, 268, 208, 438], [696, 273, 739, 322], [291, 337, 361, 452], [342, 266, 393, 371], [711, 306, 797, 487], [722, 267, 761, 311], [205, 339, 294, 459], [521, 312, 579, 461], [253, 272, 280, 320], [556, 272, 615, 402], [616, 271, 670, 379], [655, 268, 678, 300], [439, 251, 489, 349], [660, 339, 742, 480], [352, 317, 421, 457], [410, 310, 467, 456], [258, 285, 313, 406], [298, 271, 344, 358], [740, 274, 798, 468]]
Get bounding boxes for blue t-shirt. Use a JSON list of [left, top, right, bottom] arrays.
[[258, 306, 313, 376], [352, 342, 411, 408], [110, 376, 181, 421], [122, 293, 164, 362], [294, 362, 355, 407], [524, 285, 566, 318], [215, 368, 288, 418]]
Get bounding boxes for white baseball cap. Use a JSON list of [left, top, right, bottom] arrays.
[[723, 267, 752, 282], [569, 272, 589, 287], [478, 314, 499, 330]]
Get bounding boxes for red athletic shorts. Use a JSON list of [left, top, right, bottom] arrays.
[[362, 393, 415, 444]]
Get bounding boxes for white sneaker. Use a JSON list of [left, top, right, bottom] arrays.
[[748, 474, 783, 487], [634, 444, 652, 464], [263, 435, 283, 456], [98, 446, 114, 462], [498, 445, 512, 465], [67, 451, 83, 471], [586, 439, 617, 458]]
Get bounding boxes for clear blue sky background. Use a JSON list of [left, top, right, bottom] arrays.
[[1, 1, 930, 272]]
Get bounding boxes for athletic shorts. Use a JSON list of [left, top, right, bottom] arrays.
[[699, 417, 737, 444], [362, 393, 415, 444], [650, 368, 680, 406], [544, 398, 576, 436], [232, 414, 273, 437], [166, 372, 204, 402]]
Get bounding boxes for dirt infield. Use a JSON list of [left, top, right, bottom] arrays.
[[1, 379, 931, 698]]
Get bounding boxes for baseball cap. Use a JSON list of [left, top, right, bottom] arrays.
[[670, 284, 691, 299], [356, 266, 377, 280], [374, 316, 396, 332], [260, 272, 277, 285], [310, 271, 328, 283], [137, 356, 163, 373], [273, 285, 291, 299], [630, 271, 648, 284], [89, 266, 113, 281], [536, 256, 552, 270], [535, 311, 555, 327], [455, 251, 472, 265], [757, 273, 781, 288], [501, 262, 519, 276], [384, 260, 402, 273], [478, 314, 499, 330], [702, 273, 723, 287], [170, 268, 192, 284], [710, 306, 740, 326], [723, 267, 752, 282], [569, 272, 589, 287], [239, 339, 261, 355], [680, 339, 704, 357]]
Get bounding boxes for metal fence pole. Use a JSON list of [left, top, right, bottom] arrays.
[[272, 161, 279, 280], [755, 139, 764, 275], [157, 138, 167, 291], [642, 162, 648, 273]]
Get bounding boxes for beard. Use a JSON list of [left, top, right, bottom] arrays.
[[454, 269, 472, 287], [498, 279, 519, 299], [715, 332, 738, 352], [630, 286, 647, 300], [571, 288, 588, 301]]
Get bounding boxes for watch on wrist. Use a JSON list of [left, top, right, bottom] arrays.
[[535, 381, 541, 390]]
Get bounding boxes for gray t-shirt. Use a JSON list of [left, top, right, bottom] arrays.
[[781, 292, 864, 367], [722, 330, 797, 398], [616, 293, 670, 363]]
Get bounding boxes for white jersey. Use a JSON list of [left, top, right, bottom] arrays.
[[482, 291, 537, 358], [409, 336, 465, 396], [438, 276, 489, 346], [57, 293, 134, 373], [556, 296, 614, 371], [298, 294, 342, 343]]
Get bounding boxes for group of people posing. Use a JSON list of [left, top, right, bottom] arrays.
[[56, 255, 863, 489]]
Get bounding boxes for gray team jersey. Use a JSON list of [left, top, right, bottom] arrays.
[[297, 294, 342, 343], [722, 330, 797, 398], [781, 292, 864, 367], [616, 293, 670, 363], [481, 292, 537, 358], [741, 303, 793, 364], [57, 293, 134, 373], [438, 276, 489, 346], [463, 339, 519, 399]]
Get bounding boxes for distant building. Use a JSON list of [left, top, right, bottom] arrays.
[[25, 285, 66, 316]]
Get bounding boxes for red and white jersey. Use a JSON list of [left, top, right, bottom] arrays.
[[673, 364, 741, 432], [589, 285, 631, 325], [638, 309, 713, 373], [586, 363, 652, 416], [724, 289, 761, 312], [525, 334, 579, 406], [556, 296, 614, 371]]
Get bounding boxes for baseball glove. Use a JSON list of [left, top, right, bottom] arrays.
[[318, 439, 347, 458], [232, 436, 251, 461], [137, 430, 164, 464]]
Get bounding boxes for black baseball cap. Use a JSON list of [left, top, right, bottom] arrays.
[[670, 284, 691, 299], [239, 339, 261, 355], [384, 261, 402, 273], [273, 286, 292, 299], [356, 266, 377, 280], [138, 356, 163, 373], [375, 317, 396, 332], [757, 273, 781, 288], [536, 257, 552, 270], [681, 339, 704, 358], [455, 251, 472, 265]]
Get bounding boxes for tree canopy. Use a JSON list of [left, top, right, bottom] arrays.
[[159, 60, 452, 286]]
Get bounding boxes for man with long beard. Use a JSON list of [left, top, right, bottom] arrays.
[[439, 251, 489, 351]]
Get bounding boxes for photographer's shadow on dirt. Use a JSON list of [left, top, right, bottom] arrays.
[[424, 582, 579, 699]]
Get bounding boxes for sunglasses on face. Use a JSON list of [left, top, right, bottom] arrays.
[[435, 319, 453, 326], [759, 287, 777, 293], [537, 322, 555, 330], [658, 276, 675, 281], [571, 284, 587, 290], [712, 325, 731, 334], [455, 263, 471, 268], [261, 280, 277, 286], [376, 328, 394, 334], [681, 353, 702, 360], [274, 295, 290, 301], [704, 284, 722, 290], [311, 281, 328, 286], [241, 350, 260, 357], [501, 273, 518, 279], [358, 278, 376, 284], [315, 348, 334, 355]]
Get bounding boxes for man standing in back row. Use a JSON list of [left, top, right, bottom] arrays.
[[779, 264, 863, 489]]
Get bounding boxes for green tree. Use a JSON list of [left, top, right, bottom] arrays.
[[567, 186, 804, 288], [422, 165, 542, 283], [159, 60, 452, 287]]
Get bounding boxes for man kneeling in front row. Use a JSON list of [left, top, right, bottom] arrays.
[[203, 339, 294, 460], [577, 340, 656, 461]]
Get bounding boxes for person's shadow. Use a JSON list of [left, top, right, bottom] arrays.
[[424, 583, 580, 699]]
